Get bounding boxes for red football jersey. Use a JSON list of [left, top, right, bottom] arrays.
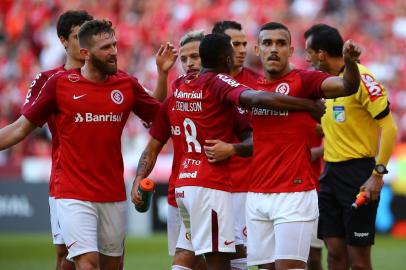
[[230, 67, 261, 192], [22, 66, 65, 196], [23, 69, 160, 202], [250, 69, 330, 193], [153, 72, 249, 192]]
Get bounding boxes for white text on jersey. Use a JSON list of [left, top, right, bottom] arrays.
[[75, 112, 123, 123]]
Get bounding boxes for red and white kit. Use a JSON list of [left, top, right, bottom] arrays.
[[153, 71, 249, 255], [23, 68, 160, 259], [246, 69, 330, 266]]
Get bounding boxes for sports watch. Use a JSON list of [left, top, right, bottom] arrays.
[[374, 164, 388, 175]]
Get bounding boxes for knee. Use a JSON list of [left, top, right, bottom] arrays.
[[350, 261, 371, 270], [76, 261, 99, 270], [173, 249, 196, 269]]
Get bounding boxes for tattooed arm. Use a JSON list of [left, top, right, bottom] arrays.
[[131, 138, 165, 207]]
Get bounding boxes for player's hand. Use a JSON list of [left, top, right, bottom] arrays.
[[360, 174, 384, 201], [131, 178, 144, 207], [156, 42, 178, 73], [204, 139, 235, 163], [309, 99, 326, 122], [343, 40, 361, 63]]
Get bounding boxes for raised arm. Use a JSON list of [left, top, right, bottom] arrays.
[[321, 40, 362, 98], [151, 42, 178, 101], [131, 138, 165, 207], [0, 116, 37, 150]]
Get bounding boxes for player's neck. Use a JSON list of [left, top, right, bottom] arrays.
[[64, 58, 85, 71], [80, 63, 108, 82], [265, 65, 291, 82], [326, 57, 345, 76], [230, 66, 243, 77]]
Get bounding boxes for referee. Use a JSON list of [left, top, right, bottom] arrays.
[[304, 24, 398, 270]]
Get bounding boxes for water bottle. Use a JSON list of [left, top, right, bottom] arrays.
[[135, 178, 155, 213]]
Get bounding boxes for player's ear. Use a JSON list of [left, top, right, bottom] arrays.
[[254, 44, 260, 56], [288, 45, 294, 57], [59, 36, 68, 50], [79, 48, 89, 60], [318, 50, 327, 61]]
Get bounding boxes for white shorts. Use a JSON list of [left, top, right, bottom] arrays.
[[49, 196, 64, 245], [310, 218, 323, 249], [167, 204, 193, 255], [232, 192, 247, 246], [175, 186, 236, 255], [56, 199, 127, 260], [246, 190, 318, 266]]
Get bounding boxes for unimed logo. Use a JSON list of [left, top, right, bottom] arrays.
[[74, 112, 123, 123]]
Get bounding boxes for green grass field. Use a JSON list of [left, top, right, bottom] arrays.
[[0, 233, 405, 269]]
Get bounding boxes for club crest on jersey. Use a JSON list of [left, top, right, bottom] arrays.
[[111, 90, 124, 104], [275, 83, 290, 95], [68, 74, 80, 82]]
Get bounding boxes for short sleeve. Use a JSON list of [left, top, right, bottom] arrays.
[[131, 77, 161, 123], [356, 72, 389, 118], [233, 108, 252, 138], [300, 70, 331, 99], [211, 74, 250, 106], [21, 72, 50, 114], [149, 99, 172, 144], [23, 74, 59, 127]]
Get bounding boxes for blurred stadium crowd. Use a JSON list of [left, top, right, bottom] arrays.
[[0, 0, 405, 178]]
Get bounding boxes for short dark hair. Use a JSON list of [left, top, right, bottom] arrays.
[[179, 30, 205, 47], [56, 10, 93, 40], [259, 22, 291, 43], [304, 24, 343, 57], [199, 33, 232, 69], [78, 19, 115, 48], [212, 20, 242, 34]]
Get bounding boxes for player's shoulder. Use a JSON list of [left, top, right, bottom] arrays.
[[356, 63, 387, 99], [32, 65, 65, 82]]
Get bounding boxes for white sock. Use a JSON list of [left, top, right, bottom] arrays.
[[171, 265, 192, 270], [230, 258, 248, 270]]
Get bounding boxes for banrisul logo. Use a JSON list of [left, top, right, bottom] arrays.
[[75, 112, 123, 123]]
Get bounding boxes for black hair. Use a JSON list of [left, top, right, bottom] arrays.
[[304, 24, 343, 57], [259, 22, 291, 43], [212, 20, 242, 34], [78, 19, 115, 48], [199, 33, 232, 69], [56, 10, 93, 40]]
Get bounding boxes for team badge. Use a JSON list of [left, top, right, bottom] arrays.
[[333, 106, 345, 122], [68, 74, 80, 82], [111, 90, 124, 104], [275, 83, 290, 95]]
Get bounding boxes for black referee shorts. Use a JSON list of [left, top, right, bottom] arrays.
[[318, 158, 379, 246]]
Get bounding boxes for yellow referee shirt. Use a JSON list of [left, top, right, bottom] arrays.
[[322, 64, 389, 162]]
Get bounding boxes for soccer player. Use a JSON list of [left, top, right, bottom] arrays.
[[0, 19, 162, 270], [132, 33, 330, 270], [21, 11, 94, 270], [244, 22, 362, 270], [21, 11, 176, 270], [169, 29, 207, 270], [209, 20, 260, 270], [304, 24, 398, 270]]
